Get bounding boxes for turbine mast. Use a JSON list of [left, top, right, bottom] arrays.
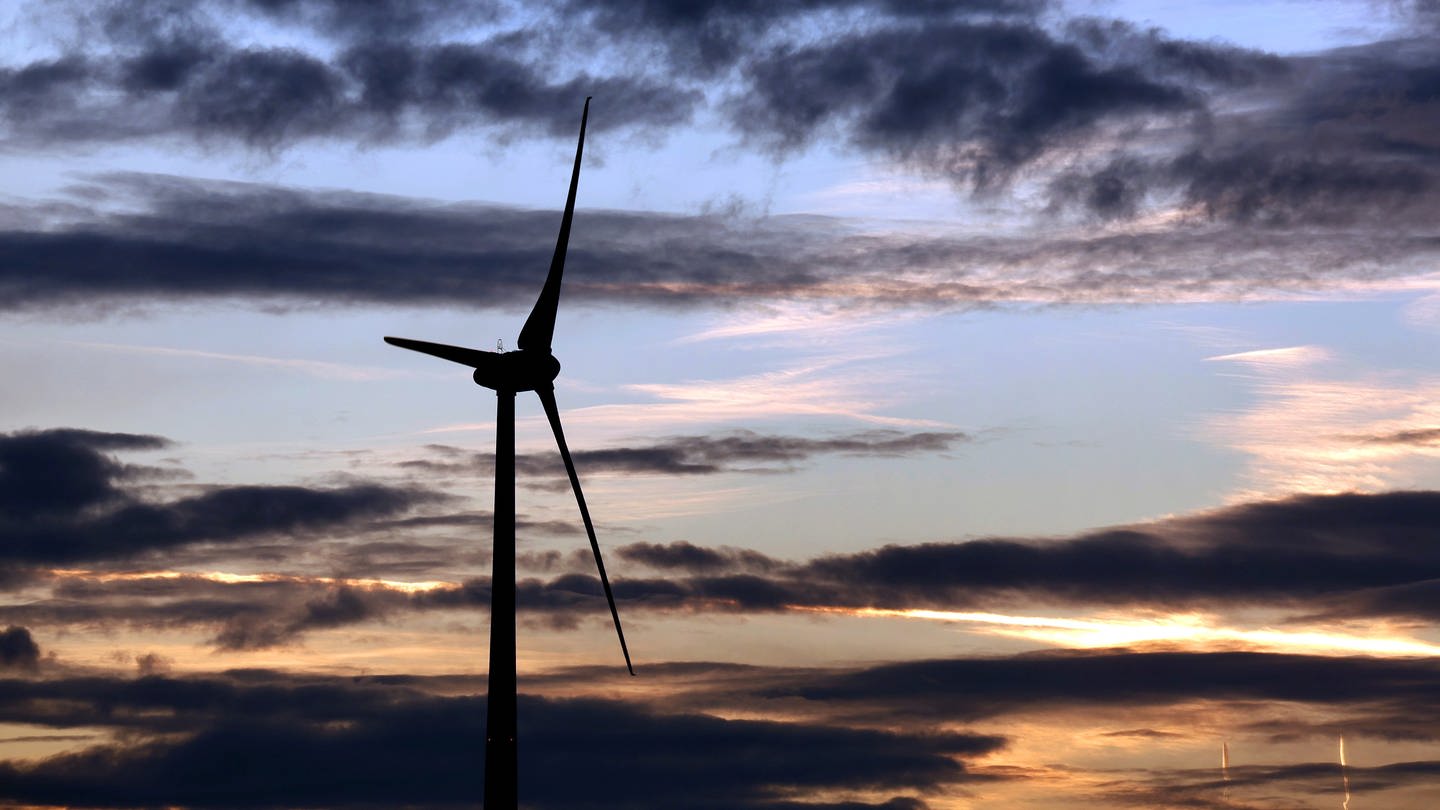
[[484, 390, 518, 809]]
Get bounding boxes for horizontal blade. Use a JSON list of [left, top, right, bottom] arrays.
[[384, 336, 493, 369], [517, 97, 590, 354], [537, 384, 634, 675]]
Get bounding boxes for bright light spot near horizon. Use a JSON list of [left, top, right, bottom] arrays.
[[793, 606, 1440, 658], [48, 568, 455, 593], [1341, 733, 1351, 810]]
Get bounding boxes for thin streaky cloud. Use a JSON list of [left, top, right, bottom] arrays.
[[1204, 345, 1332, 370], [419, 357, 951, 437], [65, 340, 429, 381], [674, 302, 931, 345], [599, 483, 802, 522], [619, 357, 950, 429]]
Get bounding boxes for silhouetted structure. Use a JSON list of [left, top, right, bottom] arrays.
[[384, 98, 633, 810]]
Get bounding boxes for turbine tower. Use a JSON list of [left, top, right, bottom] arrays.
[[384, 97, 632, 809]]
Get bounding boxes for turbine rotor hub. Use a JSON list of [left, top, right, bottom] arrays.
[[471, 349, 561, 392]]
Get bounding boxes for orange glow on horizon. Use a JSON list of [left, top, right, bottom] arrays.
[[790, 605, 1440, 657]]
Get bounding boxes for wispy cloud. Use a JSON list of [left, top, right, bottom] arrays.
[[613, 356, 948, 429], [422, 355, 950, 439], [66, 340, 425, 381], [1204, 345, 1331, 370], [403, 429, 968, 478], [1205, 359, 1440, 496]]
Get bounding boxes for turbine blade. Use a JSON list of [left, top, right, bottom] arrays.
[[536, 384, 634, 675], [517, 97, 590, 354], [384, 336, 493, 368]]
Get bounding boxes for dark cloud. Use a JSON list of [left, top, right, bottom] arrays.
[[540, 490, 1440, 626], [766, 650, 1440, 722], [1098, 728, 1185, 739], [503, 650, 1440, 745], [168, 48, 351, 147], [10, 650, 1439, 741], [0, 626, 40, 672], [0, 733, 97, 743], [1051, 147, 1436, 226], [0, 668, 431, 732], [0, 428, 443, 569], [5, 0, 1439, 233], [374, 511, 577, 537], [1092, 758, 1440, 809], [0, 567, 751, 646], [730, 19, 1267, 189], [0, 669, 1002, 808], [0, 428, 168, 520], [1300, 577, 1440, 624], [1, 572, 433, 651], [8, 566, 667, 650], [0, 583, 275, 634], [565, 0, 1048, 77], [516, 491, 1440, 621], [18, 490, 1440, 648], [4, 172, 1434, 316], [211, 585, 404, 650], [314, 536, 473, 579], [2, 648, 1436, 807], [1049, 36, 1440, 225], [1, 13, 694, 148], [618, 540, 782, 573], [1173, 150, 1431, 226], [133, 652, 171, 675], [1354, 427, 1440, 446], [721, 13, 1439, 228], [727, 8, 1438, 227], [4, 481, 439, 566], [403, 430, 969, 479], [0, 173, 731, 312], [230, 0, 500, 39]]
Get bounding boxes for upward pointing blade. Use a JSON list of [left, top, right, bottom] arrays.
[[517, 97, 590, 354], [536, 385, 634, 675]]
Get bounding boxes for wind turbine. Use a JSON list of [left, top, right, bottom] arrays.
[[383, 97, 632, 810]]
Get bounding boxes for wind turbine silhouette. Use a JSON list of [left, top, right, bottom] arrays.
[[383, 97, 633, 809]]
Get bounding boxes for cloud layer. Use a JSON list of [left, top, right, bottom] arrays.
[[0, 1, 1437, 316], [3, 646, 1438, 807], [12, 486, 1440, 650], [0, 428, 440, 571], [0, 665, 1003, 809], [406, 429, 969, 479], [4, 172, 1437, 315]]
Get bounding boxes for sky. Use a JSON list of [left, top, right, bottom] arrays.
[[2, 0, 1440, 807]]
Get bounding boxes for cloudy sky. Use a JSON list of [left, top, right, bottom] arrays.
[[3, 0, 1440, 807]]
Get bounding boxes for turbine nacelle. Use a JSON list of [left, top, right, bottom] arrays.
[[382, 337, 561, 392], [471, 349, 561, 392]]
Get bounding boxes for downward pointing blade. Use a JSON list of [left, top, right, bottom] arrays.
[[536, 385, 635, 675], [517, 97, 590, 354], [384, 336, 492, 368]]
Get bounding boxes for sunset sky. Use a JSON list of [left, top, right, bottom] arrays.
[[3, 1, 1440, 808]]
